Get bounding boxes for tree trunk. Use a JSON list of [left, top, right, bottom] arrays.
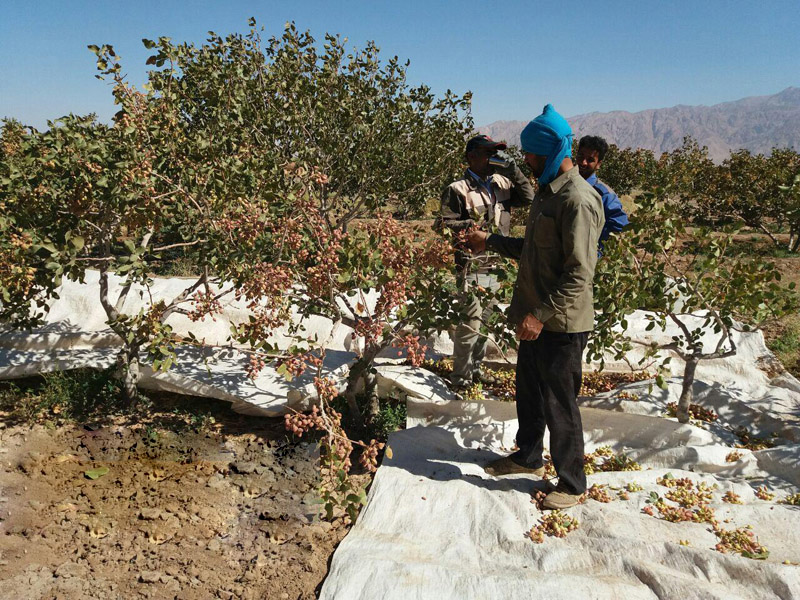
[[116, 346, 141, 407], [343, 359, 366, 424], [677, 355, 699, 424], [363, 368, 380, 422], [758, 224, 781, 249], [343, 343, 382, 426], [790, 226, 800, 253]]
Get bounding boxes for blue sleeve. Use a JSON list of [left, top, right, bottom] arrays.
[[599, 190, 629, 242]]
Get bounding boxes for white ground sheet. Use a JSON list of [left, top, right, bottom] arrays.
[[0, 270, 371, 415], [3, 271, 798, 424], [320, 394, 800, 600]]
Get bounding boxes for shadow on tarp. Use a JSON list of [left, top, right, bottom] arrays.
[[386, 425, 553, 496], [407, 396, 519, 450], [0, 321, 121, 351], [404, 396, 800, 490], [0, 343, 357, 417], [581, 377, 800, 442], [0, 347, 117, 379]]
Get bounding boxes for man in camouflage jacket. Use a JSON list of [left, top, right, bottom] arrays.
[[438, 135, 534, 389]]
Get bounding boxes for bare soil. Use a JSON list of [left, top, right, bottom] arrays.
[[0, 400, 360, 600]]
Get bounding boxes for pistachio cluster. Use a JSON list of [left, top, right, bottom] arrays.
[[527, 511, 579, 543]]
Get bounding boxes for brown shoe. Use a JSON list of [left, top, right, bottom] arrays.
[[484, 456, 545, 477], [542, 484, 583, 510]]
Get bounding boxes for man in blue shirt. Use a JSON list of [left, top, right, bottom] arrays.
[[575, 136, 629, 244]]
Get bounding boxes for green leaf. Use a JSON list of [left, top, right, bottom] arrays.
[[741, 550, 769, 560], [84, 466, 109, 480], [70, 235, 85, 251], [276, 363, 293, 382]]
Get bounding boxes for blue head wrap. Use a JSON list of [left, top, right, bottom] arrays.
[[519, 104, 573, 187]]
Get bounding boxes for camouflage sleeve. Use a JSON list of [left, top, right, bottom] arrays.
[[433, 184, 474, 233]]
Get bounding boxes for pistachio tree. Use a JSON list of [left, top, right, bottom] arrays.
[[588, 191, 796, 423], [707, 149, 800, 242], [595, 144, 660, 196], [0, 21, 475, 519], [0, 20, 471, 412], [778, 171, 800, 252]]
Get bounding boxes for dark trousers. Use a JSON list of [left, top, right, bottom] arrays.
[[510, 331, 589, 495]]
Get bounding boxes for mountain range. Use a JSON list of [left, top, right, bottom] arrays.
[[478, 87, 800, 162]]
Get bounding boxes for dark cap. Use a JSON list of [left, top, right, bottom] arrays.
[[466, 134, 507, 153]]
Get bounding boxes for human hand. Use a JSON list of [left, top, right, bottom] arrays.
[[466, 229, 488, 253], [516, 313, 543, 341]]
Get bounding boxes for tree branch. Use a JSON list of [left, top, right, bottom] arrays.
[[151, 239, 207, 252]]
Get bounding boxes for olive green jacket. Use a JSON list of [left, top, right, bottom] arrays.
[[487, 166, 604, 333]]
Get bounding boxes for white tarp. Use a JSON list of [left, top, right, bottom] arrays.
[[320, 395, 800, 600], [3, 271, 796, 422], [0, 270, 372, 415]]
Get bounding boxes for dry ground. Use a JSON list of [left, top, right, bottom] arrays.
[[0, 395, 367, 600]]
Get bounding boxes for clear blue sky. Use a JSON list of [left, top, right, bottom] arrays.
[[2, 0, 798, 130]]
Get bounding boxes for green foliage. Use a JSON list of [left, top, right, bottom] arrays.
[[318, 459, 368, 523], [593, 143, 660, 196], [0, 369, 122, 422], [582, 137, 800, 255], [778, 171, 800, 251], [768, 324, 800, 353], [332, 394, 406, 442], [681, 234, 800, 259], [766, 319, 800, 377], [731, 149, 799, 231], [0, 20, 472, 405], [655, 138, 718, 206], [589, 189, 797, 419], [597, 136, 800, 252], [139, 23, 471, 221], [369, 399, 407, 440]]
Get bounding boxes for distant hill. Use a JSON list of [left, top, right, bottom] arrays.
[[478, 87, 800, 162]]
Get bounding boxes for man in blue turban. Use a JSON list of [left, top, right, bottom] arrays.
[[467, 104, 605, 509], [519, 103, 574, 188]]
